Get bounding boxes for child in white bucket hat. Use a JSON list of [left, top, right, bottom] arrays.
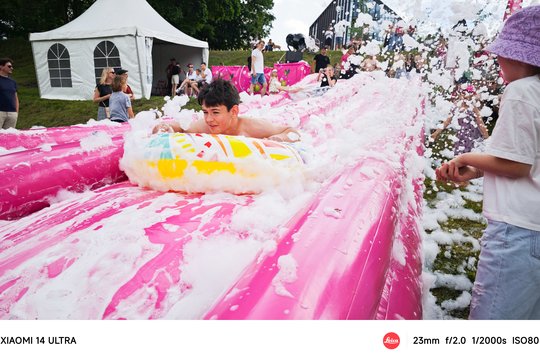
[[436, 5, 540, 319]]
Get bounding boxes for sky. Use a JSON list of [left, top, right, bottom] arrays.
[[267, 0, 540, 46], [268, 0, 331, 46]]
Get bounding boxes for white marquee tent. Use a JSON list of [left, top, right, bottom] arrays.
[[29, 0, 209, 100]]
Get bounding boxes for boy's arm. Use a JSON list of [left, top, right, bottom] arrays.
[[243, 117, 300, 142], [152, 117, 208, 134], [436, 152, 532, 183]]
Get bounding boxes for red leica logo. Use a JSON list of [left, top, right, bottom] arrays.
[[383, 332, 400, 349]]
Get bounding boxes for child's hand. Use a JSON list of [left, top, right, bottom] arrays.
[[436, 157, 478, 183]]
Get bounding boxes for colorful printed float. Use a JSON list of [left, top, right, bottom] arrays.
[[121, 132, 304, 194]]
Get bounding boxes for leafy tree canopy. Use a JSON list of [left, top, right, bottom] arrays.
[[0, 0, 275, 50]]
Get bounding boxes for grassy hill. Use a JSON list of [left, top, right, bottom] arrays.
[[0, 38, 342, 129]]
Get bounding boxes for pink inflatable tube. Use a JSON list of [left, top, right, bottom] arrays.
[[212, 62, 311, 93], [0, 122, 128, 152], [0, 135, 126, 220], [204, 125, 423, 320]]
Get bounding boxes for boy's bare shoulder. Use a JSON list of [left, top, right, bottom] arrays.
[[185, 117, 209, 133]]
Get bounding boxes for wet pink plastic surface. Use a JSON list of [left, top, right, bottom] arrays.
[[0, 133, 127, 220], [0, 122, 128, 152]]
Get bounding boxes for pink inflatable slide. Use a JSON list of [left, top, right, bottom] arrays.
[[0, 74, 424, 319]]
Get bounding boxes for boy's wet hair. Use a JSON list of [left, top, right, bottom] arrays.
[[198, 78, 240, 111]]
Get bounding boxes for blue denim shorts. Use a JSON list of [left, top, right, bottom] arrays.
[[251, 73, 266, 85], [469, 220, 540, 319]]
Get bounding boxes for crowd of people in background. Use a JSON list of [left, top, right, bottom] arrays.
[[307, 17, 506, 159], [166, 58, 214, 98]]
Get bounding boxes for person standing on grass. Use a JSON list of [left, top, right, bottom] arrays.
[[250, 40, 267, 96], [312, 46, 331, 74], [431, 85, 490, 156], [436, 5, 540, 320], [0, 58, 19, 129], [93, 67, 115, 120], [324, 26, 333, 49], [170, 59, 181, 97]]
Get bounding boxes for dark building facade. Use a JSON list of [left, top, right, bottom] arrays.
[[309, 0, 403, 49]]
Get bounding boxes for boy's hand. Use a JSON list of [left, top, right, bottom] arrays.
[[152, 123, 174, 134]]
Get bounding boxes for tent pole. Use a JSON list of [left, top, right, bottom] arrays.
[[134, 35, 147, 99]]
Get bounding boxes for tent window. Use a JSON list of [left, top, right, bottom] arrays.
[[94, 41, 122, 84], [47, 43, 72, 88]]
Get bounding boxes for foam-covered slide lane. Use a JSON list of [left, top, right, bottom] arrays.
[[0, 73, 425, 319]]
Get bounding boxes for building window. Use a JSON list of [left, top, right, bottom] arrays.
[[94, 41, 121, 84], [48, 43, 72, 88]]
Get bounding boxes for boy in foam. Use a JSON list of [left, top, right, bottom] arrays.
[[436, 5, 540, 319], [153, 78, 300, 142]]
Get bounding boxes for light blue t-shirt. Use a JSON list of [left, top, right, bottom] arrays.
[[109, 91, 131, 122]]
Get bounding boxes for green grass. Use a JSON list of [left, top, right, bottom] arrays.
[[0, 38, 343, 129]]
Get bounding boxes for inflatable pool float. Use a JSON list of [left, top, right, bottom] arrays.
[[0, 74, 425, 319], [120, 132, 304, 194]]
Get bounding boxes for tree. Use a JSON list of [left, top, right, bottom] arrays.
[[149, 0, 274, 49], [1, 0, 275, 50], [0, 0, 94, 38]]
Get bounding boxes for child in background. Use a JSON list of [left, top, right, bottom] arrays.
[[431, 84, 489, 155], [317, 64, 338, 88], [268, 69, 283, 94], [109, 75, 134, 123], [436, 5, 540, 319], [268, 69, 302, 94]]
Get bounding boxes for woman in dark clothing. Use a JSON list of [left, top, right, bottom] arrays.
[[93, 67, 115, 120]]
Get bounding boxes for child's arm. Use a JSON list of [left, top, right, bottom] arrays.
[[128, 107, 135, 119], [473, 107, 489, 139], [436, 152, 532, 183], [430, 115, 452, 141]]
